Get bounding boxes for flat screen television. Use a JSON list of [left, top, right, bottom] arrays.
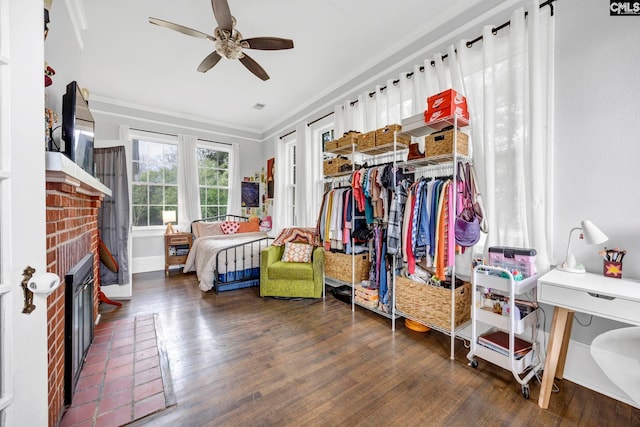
[[62, 81, 95, 176]]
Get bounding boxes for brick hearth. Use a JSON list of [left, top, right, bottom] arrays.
[[45, 159, 108, 427]]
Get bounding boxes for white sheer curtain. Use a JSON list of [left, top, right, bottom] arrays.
[[295, 122, 323, 227], [177, 134, 201, 227], [458, 0, 553, 271], [227, 142, 241, 215], [272, 135, 288, 234], [330, 0, 553, 271]]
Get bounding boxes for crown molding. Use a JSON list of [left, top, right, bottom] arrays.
[[64, 0, 88, 49]]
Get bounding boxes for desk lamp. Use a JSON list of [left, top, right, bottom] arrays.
[[558, 219, 608, 273], [162, 210, 177, 234]]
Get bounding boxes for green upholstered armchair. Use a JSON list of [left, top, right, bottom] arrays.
[[260, 245, 324, 298]]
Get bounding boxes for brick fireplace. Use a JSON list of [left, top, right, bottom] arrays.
[[45, 153, 111, 427]]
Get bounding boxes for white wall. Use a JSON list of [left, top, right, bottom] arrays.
[[554, 0, 640, 342]]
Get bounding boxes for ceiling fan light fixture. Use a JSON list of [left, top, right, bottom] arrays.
[[149, 1, 292, 80]]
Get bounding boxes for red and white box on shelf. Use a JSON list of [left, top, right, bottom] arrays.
[[424, 89, 470, 129]]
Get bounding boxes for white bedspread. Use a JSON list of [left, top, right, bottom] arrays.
[[183, 231, 268, 291]]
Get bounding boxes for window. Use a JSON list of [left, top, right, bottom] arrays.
[[321, 129, 334, 150], [197, 144, 230, 219], [284, 139, 297, 225], [131, 135, 178, 227]]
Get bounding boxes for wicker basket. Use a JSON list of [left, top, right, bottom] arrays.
[[324, 139, 339, 152], [425, 129, 469, 159], [376, 124, 411, 146], [323, 157, 351, 175], [395, 276, 471, 330], [337, 132, 360, 149], [356, 131, 376, 151], [355, 283, 379, 307], [324, 251, 370, 283]]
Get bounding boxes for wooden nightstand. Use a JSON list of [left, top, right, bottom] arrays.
[[164, 232, 193, 276]]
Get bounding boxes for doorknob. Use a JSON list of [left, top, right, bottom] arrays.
[[20, 266, 37, 314]]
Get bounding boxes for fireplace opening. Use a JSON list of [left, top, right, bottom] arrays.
[[64, 253, 95, 405]]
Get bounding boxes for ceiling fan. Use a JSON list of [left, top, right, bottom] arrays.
[[149, 0, 294, 81]]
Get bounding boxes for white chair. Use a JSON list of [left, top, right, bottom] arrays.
[[590, 327, 640, 405]]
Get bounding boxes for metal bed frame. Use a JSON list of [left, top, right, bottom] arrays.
[[191, 215, 273, 293]]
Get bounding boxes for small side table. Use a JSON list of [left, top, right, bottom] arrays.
[[164, 232, 193, 276]]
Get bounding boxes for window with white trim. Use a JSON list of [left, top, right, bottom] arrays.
[[284, 138, 297, 226], [197, 143, 230, 219], [131, 133, 178, 228]]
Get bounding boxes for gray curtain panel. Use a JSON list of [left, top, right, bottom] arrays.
[[95, 146, 130, 286]]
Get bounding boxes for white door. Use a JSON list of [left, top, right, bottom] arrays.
[[2, 1, 48, 425], [0, 0, 13, 423]]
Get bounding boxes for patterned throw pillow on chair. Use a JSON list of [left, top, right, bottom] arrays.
[[281, 242, 313, 263]]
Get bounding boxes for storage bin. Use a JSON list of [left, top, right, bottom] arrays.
[[355, 282, 379, 308], [375, 124, 411, 147], [324, 251, 370, 283], [324, 139, 338, 152], [323, 157, 350, 175], [395, 276, 471, 330], [425, 129, 469, 160], [356, 130, 376, 151], [488, 246, 537, 278], [336, 132, 360, 150]]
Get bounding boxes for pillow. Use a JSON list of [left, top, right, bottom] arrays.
[[192, 222, 202, 239], [220, 221, 240, 234], [281, 242, 313, 263], [238, 217, 260, 233], [272, 227, 318, 247], [198, 222, 224, 237]]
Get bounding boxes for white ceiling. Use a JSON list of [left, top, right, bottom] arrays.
[[78, 0, 506, 136]]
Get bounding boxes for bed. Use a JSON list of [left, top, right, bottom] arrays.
[[183, 215, 273, 293]]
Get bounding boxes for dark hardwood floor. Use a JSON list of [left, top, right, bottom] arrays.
[[98, 271, 640, 427]]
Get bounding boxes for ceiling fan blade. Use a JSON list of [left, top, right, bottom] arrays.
[[239, 53, 269, 81], [211, 0, 233, 33], [149, 17, 215, 42], [197, 51, 223, 73], [242, 37, 294, 50]]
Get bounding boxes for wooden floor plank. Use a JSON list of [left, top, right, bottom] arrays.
[[103, 271, 640, 426]]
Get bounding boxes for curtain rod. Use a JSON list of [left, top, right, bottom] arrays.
[[279, 129, 296, 140], [129, 127, 232, 146], [287, 0, 555, 138], [345, 0, 555, 106], [307, 111, 335, 127]]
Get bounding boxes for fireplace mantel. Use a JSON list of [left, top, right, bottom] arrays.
[[45, 152, 111, 197]]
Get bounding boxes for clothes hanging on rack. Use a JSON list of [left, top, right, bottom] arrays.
[[317, 187, 367, 254], [397, 174, 458, 281]]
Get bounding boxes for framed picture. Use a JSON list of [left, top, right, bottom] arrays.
[[241, 182, 260, 207], [267, 157, 275, 199]]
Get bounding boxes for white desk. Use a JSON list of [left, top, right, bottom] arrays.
[[537, 269, 640, 408]]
